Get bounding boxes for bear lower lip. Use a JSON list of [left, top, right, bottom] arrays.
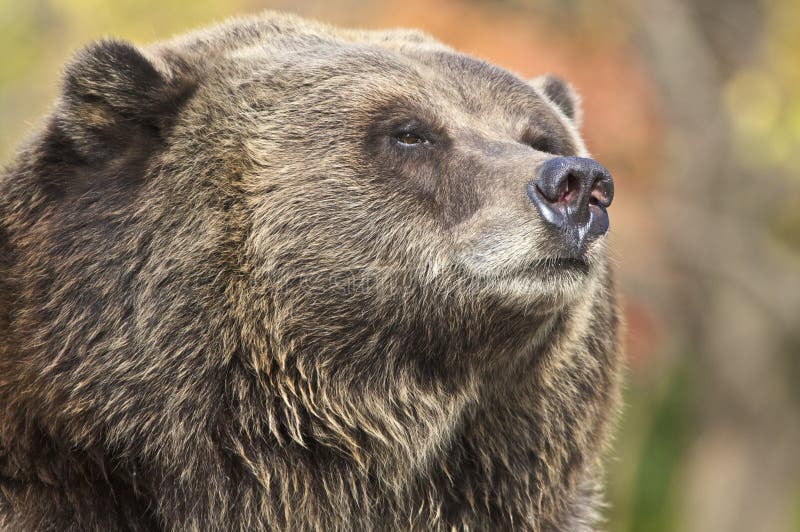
[[528, 257, 590, 275]]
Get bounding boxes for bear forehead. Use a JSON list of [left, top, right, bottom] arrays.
[[159, 12, 554, 110], [214, 39, 564, 134]]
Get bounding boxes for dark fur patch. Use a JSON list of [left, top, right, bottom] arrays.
[[0, 221, 10, 338]]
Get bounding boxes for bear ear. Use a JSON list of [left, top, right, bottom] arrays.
[[530, 74, 582, 127], [64, 40, 171, 120], [40, 39, 196, 195], [59, 39, 196, 142]]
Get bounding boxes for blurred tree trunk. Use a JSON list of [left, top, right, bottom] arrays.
[[633, 0, 800, 531]]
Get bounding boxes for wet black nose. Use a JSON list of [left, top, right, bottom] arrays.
[[527, 156, 614, 244]]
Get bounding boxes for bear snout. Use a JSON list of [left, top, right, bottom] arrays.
[[526, 156, 614, 253]]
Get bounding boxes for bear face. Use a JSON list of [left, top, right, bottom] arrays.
[[159, 18, 609, 340], [197, 27, 600, 303], [0, 13, 620, 531]]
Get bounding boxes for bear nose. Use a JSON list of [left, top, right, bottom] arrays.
[[527, 156, 614, 242]]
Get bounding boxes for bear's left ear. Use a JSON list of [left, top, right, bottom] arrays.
[[530, 75, 582, 127], [38, 40, 197, 196], [58, 39, 196, 152]]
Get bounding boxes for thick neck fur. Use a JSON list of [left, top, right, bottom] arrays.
[[203, 268, 617, 530]]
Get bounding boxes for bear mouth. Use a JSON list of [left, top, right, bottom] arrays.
[[529, 257, 590, 274], [518, 257, 592, 282]]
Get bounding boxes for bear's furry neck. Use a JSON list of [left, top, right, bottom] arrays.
[[219, 275, 619, 530]]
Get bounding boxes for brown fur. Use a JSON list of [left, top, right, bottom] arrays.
[[0, 12, 621, 531]]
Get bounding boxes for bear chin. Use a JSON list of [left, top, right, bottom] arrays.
[[455, 236, 607, 304]]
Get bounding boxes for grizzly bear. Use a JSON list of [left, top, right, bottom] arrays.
[[0, 12, 621, 531]]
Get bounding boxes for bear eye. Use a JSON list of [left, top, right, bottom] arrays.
[[394, 131, 427, 146]]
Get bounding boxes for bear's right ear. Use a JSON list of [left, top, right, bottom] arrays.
[[530, 74, 582, 127], [40, 40, 196, 194]]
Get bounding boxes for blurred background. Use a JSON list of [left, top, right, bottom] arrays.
[[1, 0, 798, 530]]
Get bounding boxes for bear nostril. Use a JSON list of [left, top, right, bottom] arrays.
[[536, 171, 580, 204], [561, 173, 580, 203], [589, 176, 614, 208]]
